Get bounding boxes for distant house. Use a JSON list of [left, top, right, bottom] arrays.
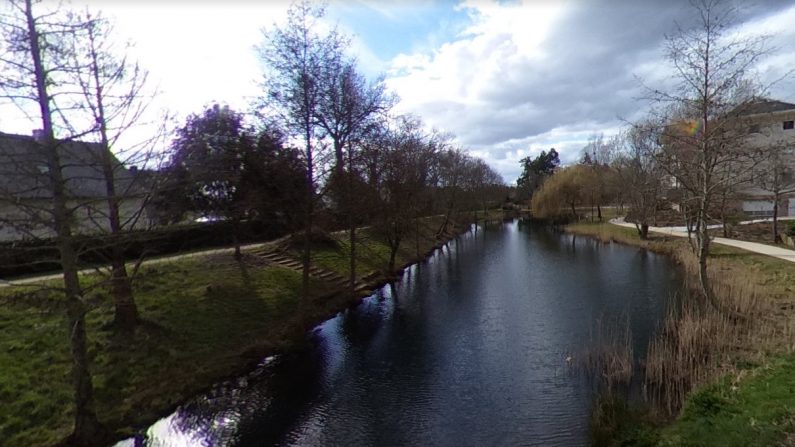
[[0, 131, 150, 241], [734, 99, 795, 217]]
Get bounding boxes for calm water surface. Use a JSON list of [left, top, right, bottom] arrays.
[[119, 219, 681, 447]]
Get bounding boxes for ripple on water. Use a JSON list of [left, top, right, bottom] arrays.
[[118, 221, 679, 447]]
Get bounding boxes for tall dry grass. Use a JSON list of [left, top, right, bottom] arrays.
[[566, 222, 795, 439], [575, 316, 634, 393], [572, 316, 639, 445], [643, 246, 795, 415]]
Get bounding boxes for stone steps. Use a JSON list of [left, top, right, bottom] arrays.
[[251, 249, 373, 293]]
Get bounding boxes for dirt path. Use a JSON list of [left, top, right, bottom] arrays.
[[0, 241, 273, 288]]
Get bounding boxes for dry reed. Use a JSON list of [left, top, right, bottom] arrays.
[[575, 316, 635, 393], [643, 246, 794, 416]]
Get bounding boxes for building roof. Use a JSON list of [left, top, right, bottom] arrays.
[[735, 99, 795, 116], [0, 131, 139, 200]]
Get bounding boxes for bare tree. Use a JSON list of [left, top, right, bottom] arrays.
[[644, 0, 773, 313], [317, 59, 395, 177], [614, 125, 666, 239], [63, 10, 165, 332], [316, 60, 395, 294], [580, 133, 618, 221], [435, 145, 467, 237], [258, 0, 345, 300], [372, 116, 438, 271], [0, 0, 107, 443], [755, 142, 795, 242], [465, 157, 504, 223]]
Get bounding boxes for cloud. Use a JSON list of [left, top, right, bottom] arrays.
[[384, 0, 795, 184]]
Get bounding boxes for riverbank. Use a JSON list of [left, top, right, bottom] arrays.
[[0, 213, 489, 446], [566, 221, 795, 446]]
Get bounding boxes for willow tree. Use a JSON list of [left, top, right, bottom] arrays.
[[530, 165, 592, 220]]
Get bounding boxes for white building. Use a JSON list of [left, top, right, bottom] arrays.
[[735, 99, 795, 218], [0, 131, 149, 241]]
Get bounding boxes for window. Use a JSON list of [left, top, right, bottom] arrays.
[[784, 120, 794, 130]]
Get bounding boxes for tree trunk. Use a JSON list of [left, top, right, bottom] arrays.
[[349, 224, 356, 295], [103, 195, 138, 332], [695, 202, 715, 307], [64, 264, 105, 446], [388, 241, 399, 273], [773, 195, 779, 243], [439, 206, 453, 238], [302, 143, 314, 301], [720, 193, 729, 238], [232, 219, 242, 261], [105, 208, 138, 332], [415, 216, 420, 258], [302, 200, 312, 301], [346, 153, 356, 296], [334, 140, 344, 179], [110, 253, 137, 331], [597, 204, 602, 222], [89, 20, 140, 333], [697, 227, 713, 304], [637, 223, 649, 240], [24, 0, 105, 442], [695, 196, 727, 315]]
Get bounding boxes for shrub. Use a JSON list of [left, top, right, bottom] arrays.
[[0, 219, 286, 277], [786, 221, 795, 237]]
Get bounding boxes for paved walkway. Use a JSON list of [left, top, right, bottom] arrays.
[[610, 217, 795, 264], [5, 217, 794, 288]]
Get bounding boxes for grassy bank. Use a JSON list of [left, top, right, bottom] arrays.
[[566, 221, 795, 446], [0, 214, 480, 446]]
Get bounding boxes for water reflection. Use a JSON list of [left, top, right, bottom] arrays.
[[117, 219, 680, 447]]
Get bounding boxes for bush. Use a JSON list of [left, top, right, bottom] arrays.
[[786, 221, 795, 237], [0, 219, 286, 278]]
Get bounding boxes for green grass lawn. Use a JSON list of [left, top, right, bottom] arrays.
[[660, 354, 795, 446], [0, 214, 467, 446], [300, 223, 443, 278], [0, 257, 312, 446]]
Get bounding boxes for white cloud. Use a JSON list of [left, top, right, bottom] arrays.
[[384, 0, 795, 183], [4, 0, 795, 182], [388, 0, 567, 114], [100, 3, 287, 119]]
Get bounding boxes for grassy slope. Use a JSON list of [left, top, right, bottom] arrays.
[[0, 260, 311, 445], [566, 221, 795, 446], [0, 214, 469, 446], [660, 353, 795, 446]]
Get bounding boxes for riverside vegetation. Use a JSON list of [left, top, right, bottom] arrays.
[[566, 220, 795, 446], [0, 214, 493, 446]]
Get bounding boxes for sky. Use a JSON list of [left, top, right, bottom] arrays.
[[3, 0, 795, 184]]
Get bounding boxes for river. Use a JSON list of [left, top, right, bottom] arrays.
[[118, 219, 681, 446]]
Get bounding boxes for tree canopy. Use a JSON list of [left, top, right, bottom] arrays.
[[517, 148, 559, 201]]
